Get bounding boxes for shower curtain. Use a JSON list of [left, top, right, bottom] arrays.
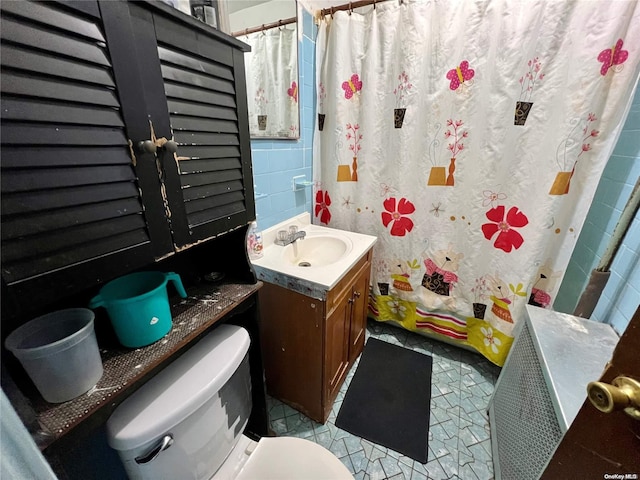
[[313, 0, 640, 365], [244, 28, 299, 137]]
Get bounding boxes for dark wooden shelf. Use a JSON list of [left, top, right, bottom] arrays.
[[32, 281, 262, 451]]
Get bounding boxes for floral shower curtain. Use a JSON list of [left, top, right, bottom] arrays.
[[313, 0, 640, 365], [244, 27, 299, 137]]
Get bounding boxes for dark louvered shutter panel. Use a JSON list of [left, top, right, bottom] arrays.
[[161, 46, 247, 226], [0, 1, 171, 303], [131, 9, 256, 248]]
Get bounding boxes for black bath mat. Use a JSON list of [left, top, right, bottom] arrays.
[[335, 337, 433, 463]]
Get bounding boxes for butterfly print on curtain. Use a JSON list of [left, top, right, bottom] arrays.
[[342, 73, 363, 99], [598, 38, 629, 76], [446, 60, 474, 91]]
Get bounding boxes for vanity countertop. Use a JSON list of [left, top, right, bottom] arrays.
[[252, 213, 377, 299]]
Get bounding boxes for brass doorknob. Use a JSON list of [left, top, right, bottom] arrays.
[[587, 376, 640, 420]]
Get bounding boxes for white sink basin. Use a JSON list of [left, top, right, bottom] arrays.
[[251, 213, 376, 291], [281, 234, 352, 267]]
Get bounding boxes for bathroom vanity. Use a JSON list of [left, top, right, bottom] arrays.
[[252, 214, 377, 423]]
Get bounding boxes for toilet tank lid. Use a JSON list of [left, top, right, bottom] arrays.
[[106, 324, 250, 451]]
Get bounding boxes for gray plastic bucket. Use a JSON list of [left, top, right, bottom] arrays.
[[5, 308, 104, 403]]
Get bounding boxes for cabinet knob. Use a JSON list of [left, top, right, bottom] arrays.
[[164, 140, 178, 153], [137, 140, 157, 154], [348, 298, 355, 304], [353, 291, 361, 298]]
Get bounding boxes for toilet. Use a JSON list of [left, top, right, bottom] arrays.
[[106, 324, 353, 480]]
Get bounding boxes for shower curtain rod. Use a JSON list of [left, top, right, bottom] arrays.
[[231, 16, 297, 37], [318, 0, 397, 18]]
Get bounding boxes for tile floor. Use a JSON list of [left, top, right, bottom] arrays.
[[267, 319, 502, 480]]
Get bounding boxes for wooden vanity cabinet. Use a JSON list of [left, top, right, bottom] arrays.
[[259, 248, 372, 423]]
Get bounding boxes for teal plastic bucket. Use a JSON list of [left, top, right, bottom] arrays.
[[89, 272, 187, 348]]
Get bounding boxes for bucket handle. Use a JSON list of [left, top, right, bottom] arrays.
[[88, 294, 104, 310], [164, 272, 188, 298]]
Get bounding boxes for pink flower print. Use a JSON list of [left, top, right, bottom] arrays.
[[519, 57, 543, 101], [346, 123, 362, 154], [481, 205, 529, 253], [318, 82, 327, 113], [381, 197, 415, 237], [557, 112, 599, 171], [315, 190, 332, 225], [444, 119, 467, 157], [394, 71, 412, 107]]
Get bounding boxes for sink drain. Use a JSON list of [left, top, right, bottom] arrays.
[[298, 261, 312, 267]]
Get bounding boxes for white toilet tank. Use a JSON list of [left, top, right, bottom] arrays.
[[106, 324, 252, 480]]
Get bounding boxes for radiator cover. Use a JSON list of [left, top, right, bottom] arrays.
[[488, 306, 618, 480]]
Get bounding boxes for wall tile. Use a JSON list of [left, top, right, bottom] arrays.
[[252, 150, 270, 174], [304, 147, 313, 168], [613, 183, 634, 212], [255, 196, 273, 222], [253, 173, 271, 196], [612, 130, 640, 157], [603, 155, 637, 182], [269, 149, 304, 171], [269, 170, 293, 194], [553, 261, 587, 314]]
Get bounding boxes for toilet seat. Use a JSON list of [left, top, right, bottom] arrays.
[[235, 436, 354, 480]]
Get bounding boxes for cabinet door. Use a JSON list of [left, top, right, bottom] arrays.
[[258, 283, 324, 421], [348, 262, 371, 365], [119, 2, 256, 248], [0, 0, 173, 311], [325, 295, 351, 409]]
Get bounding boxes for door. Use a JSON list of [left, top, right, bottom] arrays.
[[118, 2, 256, 248], [348, 262, 371, 365], [325, 296, 351, 408], [541, 306, 640, 477], [0, 0, 173, 315]]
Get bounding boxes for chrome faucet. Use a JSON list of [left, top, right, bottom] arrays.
[[274, 225, 306, 246]]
